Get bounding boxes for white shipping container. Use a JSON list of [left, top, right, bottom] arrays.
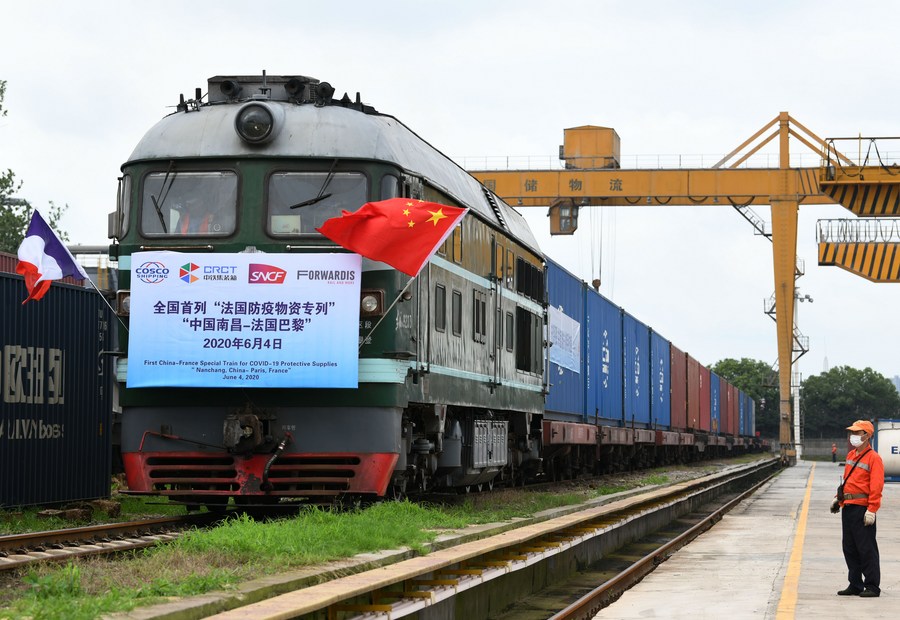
[[875, 419, 900, 481]]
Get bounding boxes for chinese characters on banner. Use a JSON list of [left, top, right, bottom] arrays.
[[548, 305, 581, 373], [126, 252, 361, 388]]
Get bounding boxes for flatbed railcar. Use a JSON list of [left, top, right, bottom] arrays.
[[107, 73, 763, 507]]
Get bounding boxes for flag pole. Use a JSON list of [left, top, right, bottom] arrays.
[[81, 275, 130, 334], [359, 276, 416, 350]]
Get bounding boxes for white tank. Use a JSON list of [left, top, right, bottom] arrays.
[[876, 419, 900, 479]]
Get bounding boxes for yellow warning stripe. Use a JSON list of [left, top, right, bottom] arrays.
[[775, 463, 815, 619], [818, 242, 900, 281], [822, 184, 900, 216]]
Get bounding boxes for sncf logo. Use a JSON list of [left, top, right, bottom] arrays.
[[248, 263, 287, 284]]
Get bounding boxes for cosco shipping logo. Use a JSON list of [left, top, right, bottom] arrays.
[[249, 264, 287, 284], [134, 261, 169, 284]]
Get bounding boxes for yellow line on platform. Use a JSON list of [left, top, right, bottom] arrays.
[[776, 463, 815, 619]]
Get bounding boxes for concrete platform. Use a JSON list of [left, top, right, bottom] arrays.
[[598, 460, 898, 619]]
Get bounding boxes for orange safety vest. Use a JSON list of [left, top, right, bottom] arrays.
[[842, 447, 885, 512], [180, 213, 211, 234]]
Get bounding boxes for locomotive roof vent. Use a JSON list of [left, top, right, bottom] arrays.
[[208, 73, 321, 104], [204, 73, 376, 114]]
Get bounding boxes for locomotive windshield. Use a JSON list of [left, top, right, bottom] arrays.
[[140, 171, 238, 237], [267, 171, 366, 235]]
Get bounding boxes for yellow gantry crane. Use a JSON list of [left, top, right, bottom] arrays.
[[468, 112, 859, 464]]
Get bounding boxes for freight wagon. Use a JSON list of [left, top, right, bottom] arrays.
[[543, 258, 761, 474]]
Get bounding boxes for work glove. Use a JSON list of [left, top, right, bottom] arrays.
[[864, 510, 876, 526], [830, 498, 840, 514]]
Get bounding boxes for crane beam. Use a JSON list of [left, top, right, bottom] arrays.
[[472, 167, 832, 208]]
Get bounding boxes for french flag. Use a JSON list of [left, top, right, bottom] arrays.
[[15, 210, 88, 304]]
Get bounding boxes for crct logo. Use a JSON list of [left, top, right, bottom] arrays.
[[249, 264, 287, 284], [180, 262, 200, 284], [134, 261, 170, 284]]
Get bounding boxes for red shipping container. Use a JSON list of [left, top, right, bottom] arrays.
[[719, 379, 730, 435], [669, 344, 687, 430], [729, 384, 739, 437], [686, 354, 700, 429], [0, 251, 18, 275], [0, 250, 82, 284], [699, 365, 711, 432]]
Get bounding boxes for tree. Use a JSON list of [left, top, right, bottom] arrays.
[[801, 366, 900, 438], [711, 357, 780, 438], [0, 80, 70, 253]]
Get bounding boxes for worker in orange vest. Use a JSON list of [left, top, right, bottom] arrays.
[[832, 442, 838, 463], [830, 419, 884, 597], [178, 198, 214, 234]]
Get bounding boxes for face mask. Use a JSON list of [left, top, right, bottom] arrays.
[[849, 435, 865, 448]]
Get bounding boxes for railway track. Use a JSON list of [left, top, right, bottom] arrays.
[[181, 458, 780, 619], [0, 513, 221, 572]]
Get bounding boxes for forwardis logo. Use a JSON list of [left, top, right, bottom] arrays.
[[296, 269, 356, 284], [134, 261, 170, 284], [180, 262, 200, 284], [249, 264, 287, 284]]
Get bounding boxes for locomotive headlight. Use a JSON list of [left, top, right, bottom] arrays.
[[234, 102, 283, 144], [360, 290, 384, 317], [116, 290, 131, 316]]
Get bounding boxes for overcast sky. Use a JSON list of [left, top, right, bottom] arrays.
[[2, 0, 900, 384]]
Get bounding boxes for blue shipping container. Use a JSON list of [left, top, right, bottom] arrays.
[[710, 372, 721, 434], [739, 390, 746, 436], [585, 289, 623, 425], [0, 274, 112, 507], [741, 392, 755, 436], [622, 312, 650, 427], [545, 260, 585, 420], [649, 331, 671, 428]]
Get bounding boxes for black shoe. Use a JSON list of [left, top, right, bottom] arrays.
[[837, 587, 862, 596], [859, 590, 880, 598]]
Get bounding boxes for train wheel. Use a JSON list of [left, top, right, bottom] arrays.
[[389, 483, 407, 501]]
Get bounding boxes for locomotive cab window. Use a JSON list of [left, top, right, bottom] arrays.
[[380, 174, 400, 200], [112, 174, 132, 239], [141, 171, 237, 237], [267, 171, 367, 235]]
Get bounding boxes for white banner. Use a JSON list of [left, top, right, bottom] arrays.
[[548, 305, 581, 373], [127, 252, 361, 388]]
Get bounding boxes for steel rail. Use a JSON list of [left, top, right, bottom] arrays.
[[0, 513, 220, 571], [548, 473, 775, 620], [206, 458, 777, 620]]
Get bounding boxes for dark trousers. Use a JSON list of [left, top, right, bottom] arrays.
[[841, 504, 880, 593]]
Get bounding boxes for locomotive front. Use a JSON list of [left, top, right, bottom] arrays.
[[109, 74, 549, 506], [109, 75, 419, 505]]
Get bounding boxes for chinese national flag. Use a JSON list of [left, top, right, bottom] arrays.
[[316, 198, 467, 276]]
